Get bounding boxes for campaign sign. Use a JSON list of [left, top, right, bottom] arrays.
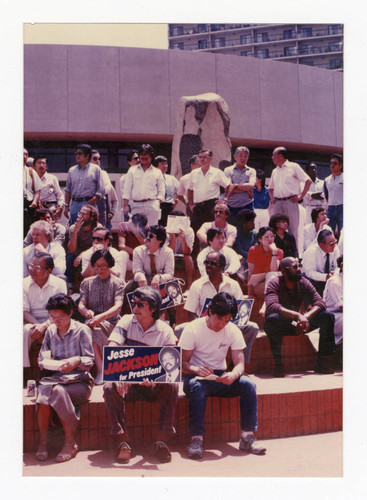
[[200, 298, 254, 327], [103, 345, 182, 383], [127, 279, 184, 312]]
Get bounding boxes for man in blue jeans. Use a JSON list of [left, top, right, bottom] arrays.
[[178, 292, 266, 459]]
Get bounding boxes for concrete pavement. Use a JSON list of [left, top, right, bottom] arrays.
[[23, 431, 342, 477]]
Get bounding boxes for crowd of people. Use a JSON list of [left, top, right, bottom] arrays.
[[23, 142, 343, 465]]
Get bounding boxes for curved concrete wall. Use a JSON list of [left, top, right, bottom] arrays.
[[24, 44, 343, 151]]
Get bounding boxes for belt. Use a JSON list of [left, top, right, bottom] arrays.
[[274, 196, 294, 201], [42, 201, 57, 206], [72, 197, 89, 202], [132, 199, 153, 202]]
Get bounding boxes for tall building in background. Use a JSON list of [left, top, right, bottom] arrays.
[[168, 23, 343, 71]]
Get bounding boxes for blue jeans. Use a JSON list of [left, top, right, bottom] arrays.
[[327, 204, 343, 235], [183, 371, 258, 436], [69, 200, 89, 225]]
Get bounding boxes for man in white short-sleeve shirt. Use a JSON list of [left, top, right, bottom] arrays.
[[179, 292, 266, 459], [269, 147, 311, 252]]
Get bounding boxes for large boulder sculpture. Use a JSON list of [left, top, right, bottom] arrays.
[[171, 92, 232, 178]]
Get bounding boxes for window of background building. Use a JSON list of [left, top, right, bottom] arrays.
[[283, 29, 295, 40], [172, 42, 184, 50], [328, 42, 343, 52], [199, 24, 208, 33], [198, 39, 208, 49], [255, 32, 269, 43], [330, 58, 342, 69], [171, 26, 183, 36], [284, 46, 297, 56], [299, 45, 313, 55], [210, 24, 225, 32], [240, 51, 249, 56], [257, 48, 269, 59], [300, 27, 312, 38], [328, 24, 342, 35], [240, 34, 252, 45], [213, 38, 225, 48]]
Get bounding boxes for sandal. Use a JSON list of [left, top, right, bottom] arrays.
[[36, 441, 48, 461], [55, 442, 78, 463]]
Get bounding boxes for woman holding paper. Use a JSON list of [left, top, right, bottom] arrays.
[[36, 293, 94, 463], [78, 249, 125, 385]]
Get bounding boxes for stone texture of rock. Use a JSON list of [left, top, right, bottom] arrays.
[[171, 92, 232, 178]]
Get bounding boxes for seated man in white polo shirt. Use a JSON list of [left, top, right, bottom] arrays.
[[23, 253, 67, 368], [182, 251, 258, 364]]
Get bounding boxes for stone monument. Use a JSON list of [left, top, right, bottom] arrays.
[[171, 92, 232, 178]]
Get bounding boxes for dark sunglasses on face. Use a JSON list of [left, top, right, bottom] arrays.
[[92, 156, 100, 161], [213, 210, 225, 215], [204, 259, 219, 267], [146, 233, 156, 239], [75, 151, 84, 156], [286, 263, 303, 270], [92, 236, 104, 242], [131, 300, 146, 309]]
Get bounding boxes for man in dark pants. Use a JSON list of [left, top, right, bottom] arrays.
[[264, 257, 335, 377], [103, 286, 178, 464]]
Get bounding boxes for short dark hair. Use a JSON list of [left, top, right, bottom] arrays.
[[34, 208, 52, 221], [132, 213, 148, 228], [133, 286, 161, 320], [256, 169, 266, 189], [199, 149, 213, 157], [256, 226, 274, 243], [46, 293, 76, 315], [127, 150, 138, 162], [91, 248, 115, 268], [165, 280, 181, 293], [306, 162, 317, 171], [317, 229, 333, 245], [311, 207, 326, 224], [147, 225, 166, 247], [269, 213, 289, 231], [158, 346, 180, 364], [275, 147, 288, 160], [236, 208, 256, 226], [138, 144, 155, 159], [208, 292, 238, 320], [207, 228, 226, 244], [153, 155, 168, 167], [337, 255, 343, 268], [331, 154, 343, 165], [34, 252, 54, 271], [91, 149, 100, 155], [207, 251, 226, 270], [76, 143, 92, 160], [33, 155, 47, 165]]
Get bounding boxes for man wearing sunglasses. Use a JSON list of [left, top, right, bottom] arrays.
[[323, 154, 343, 238], [64, 144, 105, 224], [264, 257, 336, 377], [80, 227, 123, 279], [196, 203, 237, 249], [104, 286, 178, 464], [133, 225, 174, 288]]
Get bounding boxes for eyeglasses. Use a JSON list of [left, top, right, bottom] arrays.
[[146, 233, 156, 239], [92, 156, 101, 161], [94, 264, 109, 269], [92, 236, 104, 242], [49, 313, 69, 322], [285, 263, 303, 270], [213, 210, 225, 215], [29, 264, 46, 271], [198, 155, 210, 160], [75, 151, 84, 156], [131, 300, 146, 309], [204, 259, 219, 267], [330, 161, 338, 166]]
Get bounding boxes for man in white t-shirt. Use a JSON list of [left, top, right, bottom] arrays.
[[178, 292, 266, 459]]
